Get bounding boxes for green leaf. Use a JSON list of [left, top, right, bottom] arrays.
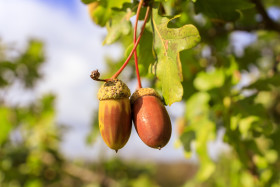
[[236, 7, 258, 28], [124, 29, 155, 76], [81, 0, 97, 4], [182, 92, 216, 180], [180, 130, 196, 152], [230, 115, 240, 130], [0, 108, 13, 145], [185, 92, 210, 121], [226, 56, 240, 85], [194, 117, 216, 181], [108, 0, 131, 9], [88, 0, 131, 27], [197, 160, 215, 181], [24, 179, 43, 187], [103, 10, 132, 45], [194, 68, 225, 91], [151, 6, 200, 105], [194, 0, 254, 21], [138, 30, 155, 76], [157, 55, 183, 105], [239, 116, 259, 137], [88, 2, 112, 27], [16, 40, 45, 89], [84, 0, 129, 8]]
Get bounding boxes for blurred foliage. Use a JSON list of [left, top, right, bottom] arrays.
[[2, 0, 280, 186], [0, 40, 44, 88], [0, 40, 191, 187], [85, 0, 280, 186]]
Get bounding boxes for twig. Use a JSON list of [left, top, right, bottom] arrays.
[[134, 0, 144, 89], [111, 5, 151, 79], [250, 0, 280, 32]]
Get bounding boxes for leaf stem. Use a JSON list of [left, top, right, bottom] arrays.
[[111, 5, 151, 80], [133, 0, 144, 89]]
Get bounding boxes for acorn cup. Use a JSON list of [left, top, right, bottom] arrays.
[[98, 79, 132, 152], [131, 88, 172, 149]]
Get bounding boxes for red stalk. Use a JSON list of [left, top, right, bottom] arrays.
[[133, 0, 144, 89], [111, 5, 150, 80]]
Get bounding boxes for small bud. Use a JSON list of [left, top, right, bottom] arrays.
[[90, 69, 100, 80]]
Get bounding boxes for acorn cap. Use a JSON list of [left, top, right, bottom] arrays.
[[98, 79, 130, 100], [130, 88, 162, 104]]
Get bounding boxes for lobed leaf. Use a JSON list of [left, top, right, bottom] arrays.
[[151, 6, 200, 105]]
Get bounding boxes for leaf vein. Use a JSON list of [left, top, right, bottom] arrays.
[[152, 18, 167, 55]]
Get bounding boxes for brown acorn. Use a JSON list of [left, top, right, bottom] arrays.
[[98, 79, 132, 152], [131, 88, 172, 149]]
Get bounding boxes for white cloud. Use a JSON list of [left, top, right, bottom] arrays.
[[0, 0, 118, 126]]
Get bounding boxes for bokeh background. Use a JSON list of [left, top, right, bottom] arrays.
[[1, 0, 280, 186], [0, 0, 198, 161]]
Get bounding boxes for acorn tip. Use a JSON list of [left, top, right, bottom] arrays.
[[115, 149, 118, 153]]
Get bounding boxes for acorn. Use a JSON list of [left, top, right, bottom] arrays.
[[131, 88, 172, 149], [98, 79, 132, 152]]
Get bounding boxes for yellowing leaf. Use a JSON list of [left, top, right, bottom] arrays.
[[151, 6, 200, 105], [157, 55, 183, 105]]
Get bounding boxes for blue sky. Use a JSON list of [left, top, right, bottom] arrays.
[[37, 0, 78, 12]]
